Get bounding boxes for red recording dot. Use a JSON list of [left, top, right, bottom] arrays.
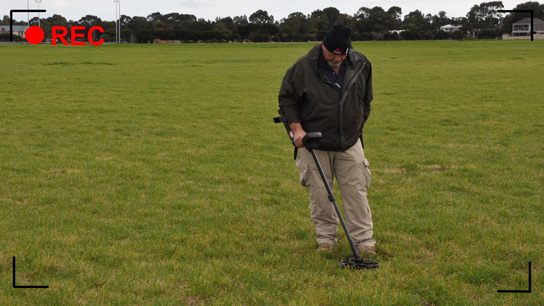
[[25, 26, 45, 44]]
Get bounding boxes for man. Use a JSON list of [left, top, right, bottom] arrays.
[[278, 25, 375, 256]]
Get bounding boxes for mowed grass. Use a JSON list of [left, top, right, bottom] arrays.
[[0, 40, 542, 305]]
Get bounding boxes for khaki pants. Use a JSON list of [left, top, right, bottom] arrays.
[[296, 139, 375, 248]]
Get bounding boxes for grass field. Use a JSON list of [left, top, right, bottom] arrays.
[[0, 40, 543, 305]]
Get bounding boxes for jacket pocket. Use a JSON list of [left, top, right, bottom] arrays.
[[362, 158, 371, 190], [296, 158, 311, 187], [299, 98, 316, 121], [356, 92, 365, 114]]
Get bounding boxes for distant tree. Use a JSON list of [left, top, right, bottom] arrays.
[[99, 20, 117, 42], [279, 12, 308, 41], [233, 15, 248, 24], [402, 10, 432, 39], [281, 12, 306, 34], [246, 10, 278, 41], [77, 14, 106, 43], [322, 7, 341, 25], [47, 14, 68, 27], [181, 18, 213, 32], [310, 9, 332, 33], [163, 13, 196, 28], [466, 2, 505, 38], [120, 15, 132, 26], [278, 25, 296, 41], [39, 14, 69, 40], [387, 6, 402, 21], [355, 6, 400, 35], [355, 7, 371, 19], [467, 4, 485, 24], [481, 1, 504, 27], [354, 7, 373, 36], [215, 17, 234, 31], [147, 12, 163, 23], [335, 13, 355, 29], [29, 17, 39, 26], [78, 15, 102, 27], [249, 10, 274, 24], [467, 2, 504, 28], [134, 29, 154, 43], [128, 16, 151, 31], [403, 10, 429, 28], [231, 15, 249, 40], [374, 6, 398, 30], [436, 11, 451, 26]]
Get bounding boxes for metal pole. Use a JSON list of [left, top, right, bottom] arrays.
[[114, 0, 121, 43], [309, 149, 362, 260], [27, 0, 29, 27], [531, 10, 534, 41], [118, 0, 121, 43], [35, 0, 41, 27], [113, 0, 117, 43]]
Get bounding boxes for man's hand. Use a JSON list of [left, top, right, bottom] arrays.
[[289, 122, 307, 148]]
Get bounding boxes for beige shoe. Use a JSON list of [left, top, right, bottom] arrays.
[[358, 246, 376, 256], [317, 243, 334, 251]]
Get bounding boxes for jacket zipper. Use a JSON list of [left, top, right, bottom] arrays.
[[338, 60, 366, 151], [313, 54, 366, 151]]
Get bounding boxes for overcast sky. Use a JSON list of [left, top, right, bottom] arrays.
[[1, 1, 528, 22]]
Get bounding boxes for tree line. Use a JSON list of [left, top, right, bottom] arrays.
[[2, 1, 543, 43]]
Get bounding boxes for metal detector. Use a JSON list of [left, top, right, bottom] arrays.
[[274, 112, 379, 270]]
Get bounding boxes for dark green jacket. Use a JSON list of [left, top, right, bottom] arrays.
[[278, 44, 373, 152]]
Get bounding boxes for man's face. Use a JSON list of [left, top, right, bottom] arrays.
[[322, 45, 347, 68]]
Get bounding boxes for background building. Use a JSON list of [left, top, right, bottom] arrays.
[[512, 17, 544, 36], [503, 17, 544, 40], [0, 25, 29, 38], [440, 24, 462, 32]]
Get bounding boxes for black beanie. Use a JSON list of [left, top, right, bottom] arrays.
[[323, 25, 352, 55]]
